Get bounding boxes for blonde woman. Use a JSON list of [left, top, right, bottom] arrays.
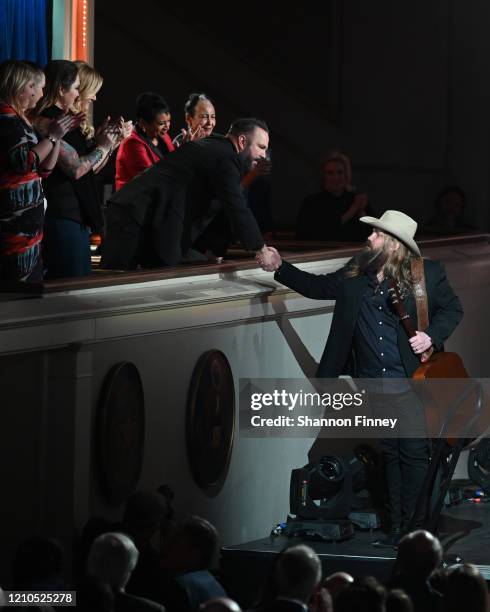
[[74, 61, 131, 171], [35, 60, 120, 278], [0, 60, 79, 281], [296, 150, 372, 243]]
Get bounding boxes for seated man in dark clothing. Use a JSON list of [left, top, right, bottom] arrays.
[[158, 516, 226, 612], [101, 118, 276, 270], [296, 151, 372, 242], [249, 544, 322, 612], [390, 530, 443, 612]]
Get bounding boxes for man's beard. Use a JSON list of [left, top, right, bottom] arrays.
[[354, 244, 389, 275], [238, 148, 255, 172]]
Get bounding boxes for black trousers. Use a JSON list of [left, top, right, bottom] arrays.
[[380, 436, 429, 529], [374, 390, 430, 530]]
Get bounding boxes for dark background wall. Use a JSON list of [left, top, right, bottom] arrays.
[[93, 0, 490, 231]]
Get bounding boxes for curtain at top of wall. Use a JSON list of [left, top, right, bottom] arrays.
[[0, 0, 48, 65]]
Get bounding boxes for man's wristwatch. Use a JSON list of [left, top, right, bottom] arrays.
[[48, 136, 58, 145]]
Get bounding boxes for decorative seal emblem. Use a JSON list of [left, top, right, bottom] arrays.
[[96, 362, 145, 504], [186, 350, 235, 496]]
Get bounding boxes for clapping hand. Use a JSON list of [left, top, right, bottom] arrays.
[[95, 123, 120, 149], [181, 125, 205, 145], [256, 246, 282, 272], [95, 116, 132, 148], [119, 118, 133, 140], [96, 115, 111, 136], [352, 193, 368, 217], [40, 112, 84, 140], [110, 116, 133, 142]]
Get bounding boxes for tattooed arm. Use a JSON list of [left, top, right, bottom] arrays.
[[56, 138, 110, 179], [92, 148, 112, 174]]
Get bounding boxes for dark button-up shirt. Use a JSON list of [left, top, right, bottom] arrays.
[[354, 274, 407, 378]]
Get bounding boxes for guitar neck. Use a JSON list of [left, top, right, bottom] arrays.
[[388, 283, 416, 336], [388, 280, 433, 363], [398, 310, 417, 339]]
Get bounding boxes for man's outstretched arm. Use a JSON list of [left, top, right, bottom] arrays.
[[257, 247, 344, 300]]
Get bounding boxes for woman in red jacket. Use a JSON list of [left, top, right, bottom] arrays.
[[115, 92, 174, 191]]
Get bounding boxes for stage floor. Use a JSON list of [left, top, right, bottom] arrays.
[[221, 499, 490, 607]]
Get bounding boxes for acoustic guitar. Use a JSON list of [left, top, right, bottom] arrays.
[[387, 281, 483, 444], [387, 281, 468, 378], [388, 280, 485, 533]]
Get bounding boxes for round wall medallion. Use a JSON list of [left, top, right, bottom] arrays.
[[186, 350, 235, 496], [96, 362, 145, 505]]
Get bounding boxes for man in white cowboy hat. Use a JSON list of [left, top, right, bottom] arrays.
[[258, 210, 463, 545]]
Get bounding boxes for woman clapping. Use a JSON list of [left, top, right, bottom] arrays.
[[0, 60, 80, 282]]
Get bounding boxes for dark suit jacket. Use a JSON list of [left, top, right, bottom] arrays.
[[102, 135, 264, 269], [158, 570, 226, 612], [274, 258, 463, 377]]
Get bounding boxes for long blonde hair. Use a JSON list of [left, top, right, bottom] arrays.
[[73, 61, 103, 139], [347, 233, 415, 293], [0, 60, 39, 119], [323, 150, 353, 191]]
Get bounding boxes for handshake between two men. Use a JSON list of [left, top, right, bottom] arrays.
[[256, 246, 282, 272]]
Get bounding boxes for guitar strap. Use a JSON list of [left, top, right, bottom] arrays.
[[411, 257, 429, 330]]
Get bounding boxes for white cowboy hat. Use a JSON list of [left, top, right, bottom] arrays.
[[360, 210, 420, 257]]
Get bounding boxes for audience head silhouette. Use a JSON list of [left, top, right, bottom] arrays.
[[274, 544, 322, 604], [87, 532, 139, 592]]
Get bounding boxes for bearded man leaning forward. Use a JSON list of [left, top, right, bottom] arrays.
[[258, 210, 463, 545], [101, 118, 273, 270]]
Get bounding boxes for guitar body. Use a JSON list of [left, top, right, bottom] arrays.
[[388, 280, 474, 443], [412, 352, 483, 446], [412, 352, 469, 380]]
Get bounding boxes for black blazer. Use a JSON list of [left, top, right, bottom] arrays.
[[103, 135, 264, 268], [274, 258, 463, 378]]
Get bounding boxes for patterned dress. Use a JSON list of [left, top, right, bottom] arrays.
[[0, 102, 46, 281]]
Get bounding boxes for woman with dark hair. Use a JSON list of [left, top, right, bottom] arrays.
[[0, 60, 79, 281], [172, 92, 216, 147], [115, 92, 173, 191], [35, 59, 119, 278]]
